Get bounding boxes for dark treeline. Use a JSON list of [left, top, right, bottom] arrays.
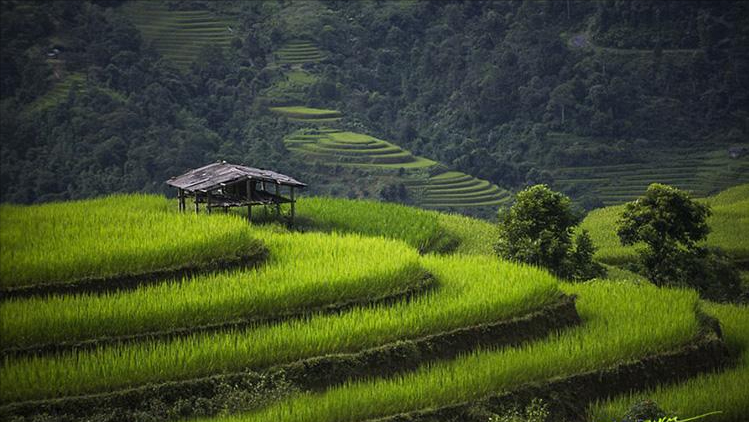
[[1, 0, 747, 204]]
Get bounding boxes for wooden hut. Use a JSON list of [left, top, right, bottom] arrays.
[[166, 161, 306, 223]]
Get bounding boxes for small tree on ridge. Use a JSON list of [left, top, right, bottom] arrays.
[[495, 184, 604, 280]]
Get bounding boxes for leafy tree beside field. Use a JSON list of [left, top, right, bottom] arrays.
[[617, 183, 741, 301], [495, 184, 604, 281]]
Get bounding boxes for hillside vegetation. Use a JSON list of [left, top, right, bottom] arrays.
[[0, 191, 746, 422], [580, 184, 749, 266], [2, 1, 746, 215]]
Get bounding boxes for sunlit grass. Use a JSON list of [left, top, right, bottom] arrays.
[[580, 184, 749, 264], [0, 254, 561, 403], [187, 281, 700, 422], [294, 196, 452, 252], [588, 302, 749, 422], [0, 230, 425, 349], [0, 195, 262, 289]]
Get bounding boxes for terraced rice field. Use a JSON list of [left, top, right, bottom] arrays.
[[589, 302, 749, 422], [284, 129, 512, 209], [580, 184, 749, 265], [120, 1, 236, 69], [269, 106, 343, 124], [24, 72, 85, 114], [0, 193, 742, 422], [0, 194, 263, 290], [414, 171, 514, 209], [275, 39, 325, 65], [553, 144, 749, 206]]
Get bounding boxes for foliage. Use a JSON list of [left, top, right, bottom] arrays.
[[0, 194, 264, 288], [580, 184, 749, 266], [1, 227, 426, 349], [495, 185, 603, 280], [0, 254, 561, 402], [2, 1, 748, 211], [179, 281, 699, 422], [616, 184, 711, 281], [615, 183, 742, 299], [621, 400, 668, 422], [488, 398, 550, 422], [589, 302, 749, 422]]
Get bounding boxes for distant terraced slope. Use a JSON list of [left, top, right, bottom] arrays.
[[413, 171, 514, 208], [120, 1, 236, 69], [25, 73, 84, 115], [269, 106, 343, 124], [551, 135, 749, 206], [275, 39, 325, 65], [285, 129, 512, 209]]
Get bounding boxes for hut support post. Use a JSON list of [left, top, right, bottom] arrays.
[[290, 186, 295, 225], [194, 193, 199, 214], [247, 179, 252, 223], [206, 190, 212, 214], [275, 183, 280, 217], [178, 189, 185, 212]]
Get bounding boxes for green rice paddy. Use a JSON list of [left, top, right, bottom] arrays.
[[189, 280, 700, 422], [0, 195, 263, 289], [120, 2, 237, 69], [275, 39, 325, 65], [284, 130, 512, 209], [1, 230, 425, 350], [0, 254, 561, 403], [1, 187, 744, 419], [588, 302, 749, 422], [551, 134, 749, 206], [580, 184, 749, 264]]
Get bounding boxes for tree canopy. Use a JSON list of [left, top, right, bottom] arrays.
[[495, 184, 603, 280]]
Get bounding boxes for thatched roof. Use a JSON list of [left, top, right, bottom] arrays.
[[166, 162, 306, 193]]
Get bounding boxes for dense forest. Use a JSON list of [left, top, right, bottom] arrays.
[[1, 0, 748, 208]]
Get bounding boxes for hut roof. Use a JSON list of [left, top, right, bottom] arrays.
[[166, 162, 306, 192]]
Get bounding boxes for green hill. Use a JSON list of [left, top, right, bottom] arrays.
[[119, 1, 237, 69], [0, 193, 744, 422], [283, 129, 513, 210]]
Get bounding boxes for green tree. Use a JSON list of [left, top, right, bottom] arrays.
[[615, 183, 741, 301], [616, 183, 710, 287], [495, 184, 603, 280]]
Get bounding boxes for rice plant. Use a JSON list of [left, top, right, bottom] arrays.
[[0, 230, 425, 349], [580, 184, 749, 264], [185, 281, 700, 422], [0, 194, 263, 289], [587, 302, 749, 422], [0, 254, 561, 403], [293, 196, 452, 252]]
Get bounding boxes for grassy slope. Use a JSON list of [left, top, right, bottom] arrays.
[[2, 192, 744, 418], [0, 194, 264, 288], [284, 130, 512, 210], [119, 1, 236, 69], [550, 132, 749, 207], [0, 253, 561, 403], [588, 302, 749, 422], [579, 184, 749, 265], [1, 231, 425, 349], [191, 280, 700, 422]]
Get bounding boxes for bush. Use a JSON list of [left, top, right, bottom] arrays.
[[495, 185, 605, 281]]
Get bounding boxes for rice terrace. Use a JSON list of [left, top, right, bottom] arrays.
[[1, 1, 748, 422]]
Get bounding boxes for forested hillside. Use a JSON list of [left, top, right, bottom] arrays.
[[1, 0, 748, 212]]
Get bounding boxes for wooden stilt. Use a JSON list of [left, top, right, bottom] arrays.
[[178, 189, 184, 212], [206, 190, 212, 215], [290, 186, 295, 225], [247, 179, 253, 223], [275, 183, 280, 217], [194, 193, 199, 214]]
